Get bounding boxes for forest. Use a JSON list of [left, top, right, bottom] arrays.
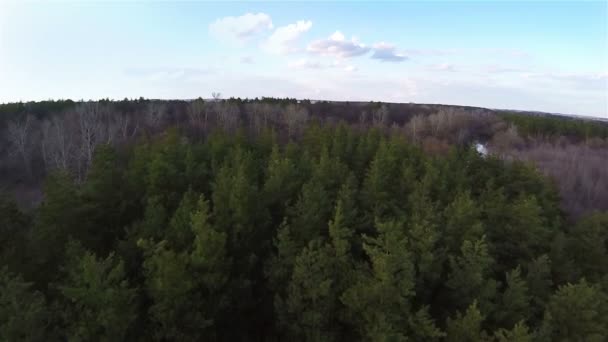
[[1, 98, 607, 341]]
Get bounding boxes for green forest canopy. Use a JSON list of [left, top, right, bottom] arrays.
[[1, 125, 607, 341]]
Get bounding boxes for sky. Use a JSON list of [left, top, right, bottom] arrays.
[[0, 1, 607, 117]]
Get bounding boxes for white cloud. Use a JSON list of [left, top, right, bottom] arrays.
[[125, 67, 214, 82], [403, 48, 452, 56], [371, 42, 408, 62], [484, 65, 527, 73], [240, 56, 254, 64], [288, 58, 357, 72], [263, 20, 312, 54], [288, 58, 323, 69], [307, 31, 370, 58], [429, 63, 457, 72], [523, 71, 608, 89], [209, 13, 273, 43]]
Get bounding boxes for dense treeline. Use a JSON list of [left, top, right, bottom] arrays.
[[499, 111, 608, 140], [2, 98, 607, 218], [1, 124, 607, 341]]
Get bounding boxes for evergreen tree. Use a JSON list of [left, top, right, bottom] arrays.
[[80, 145, 126, 254], [0, 268, 50, 341], [495, 266, 530, 328], [59, 244, 137, 341], [140, 194, 227, 340], [0, 198, 29, 274], [493, 322, 534, 342], [446, 237, 497, 316], [542, 280, 608, 342], [567, 213, 608, 283], [30, 171, 81, 286], [342, 220, 416, 340], [283, 240, 338, 340], [445, 301, 489, 342], [525, 255, 552, 323]]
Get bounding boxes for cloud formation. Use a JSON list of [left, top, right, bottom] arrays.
[[524, 72, 608, 90], [371, 42, 408, 62], [125, 67, 214, 82], [429, 63, 457, 72], [484, 65, 527, 73], [288, 58, 323, 69], [263, 20, 312, 54], [240, 56, 254, 64], [288, 58, 357, 72], [307, 31, 370, 58], [209, 13, 273, 43]]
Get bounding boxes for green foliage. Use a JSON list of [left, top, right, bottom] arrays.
[[566, 212, 608, 283], [0, 268, 50, 341], [0, 198, 29, 274], [495, 266, 530, 328], [29, 171, 82, 285], [59, 244, 137, 341], [446, 237, 497, 315], [445, 301, 489, 342], [500, 111, 608, 140], [342, 220, 417, 340], [1, 125, 606, 340], [283, 240, 338, 340], [493, 322, 534, 342], [139, 194, 227, 341], [542, 280, 608, 342]]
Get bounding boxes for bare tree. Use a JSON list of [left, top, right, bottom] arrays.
[[116, 112, 139, 141], [372, 105, 389, 126], [245, 102, 265, 134], [187, 98, 206, 132], [41, 115, 74, 172], [6, 115, 35, 177], [406, 114, 426, 142], [507, 140, 608, 218], [284, 104, 309, 138], [77, 103, 102, 171], [217, 102, 240, 131], [107, 112, 138, 144], [359, 110, 368, 126], [144, 102, 167, 131]]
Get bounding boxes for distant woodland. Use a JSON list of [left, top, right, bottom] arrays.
[[1, 97, 607, 341]]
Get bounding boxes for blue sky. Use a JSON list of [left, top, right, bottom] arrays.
[[1, 1, 606, 117]]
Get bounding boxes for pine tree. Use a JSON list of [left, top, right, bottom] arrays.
[[166, 189, 198, 249], [0, 268, 50, 341], [493, 321, 534, 342], [328, 199, 353, 260], [407, 306, 445, 341], [446, 237, 497, 316], [140, 240, 208, 340], [443, 191, 484, 253], [0, 198, 29, 275], [342, 220, 416, 340], [290, 179, 332, 247], [80, 145, 126, 254], [361, 139, 401, 222], [59, 244, 137, 341], [542, 280, 608, 341], [495, 266, 530, 328], [525, 255, 552, 323], [445, 301, 489, 342], [567, 213, 608, 283], [284, 240, 338, 340], [30, 171, 81, 286], [140, 194, 228, 340], [189, 195, 228, 292]]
